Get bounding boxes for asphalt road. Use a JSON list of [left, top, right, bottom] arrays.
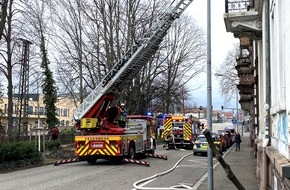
[[0, 148, 197, 190], [0, 123, 233, 190]]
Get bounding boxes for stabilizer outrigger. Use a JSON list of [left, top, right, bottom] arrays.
[[53, 153, 167, 167]]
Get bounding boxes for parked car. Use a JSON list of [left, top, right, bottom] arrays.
[[193, 134, 222, 156], [225, 126, 236, 144], [217, 130, 232, 149], [216, 133, 227, 151]]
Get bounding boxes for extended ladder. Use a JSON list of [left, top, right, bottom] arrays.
[[74, 0, 193, 120]]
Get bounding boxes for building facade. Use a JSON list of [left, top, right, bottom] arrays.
[[224, 0, 290, 189], [0, 94, 76, 133]]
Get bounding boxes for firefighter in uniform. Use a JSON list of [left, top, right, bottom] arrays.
[[162, 128, 177, 150], [163, 129, 172, 150], [118, 103, 127, 128]]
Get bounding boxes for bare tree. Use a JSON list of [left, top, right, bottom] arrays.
[[48, 0, 166, 109], [3, 0, 206, 119], [42, 0, 88, 104], [47, 0, 136, 103], [0, 0, 21, 139], [0, 0, 8, 40], [215, 43, 239, 104], [152, 15, 206, 113], [117, 0, 168, 114], [20, 0, 59, 128]]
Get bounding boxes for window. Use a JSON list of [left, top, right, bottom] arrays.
[[62, 109, 68, 117], [13, 104, 17, 114], [27, 106, 33, 114], [56, 108, 60, 116], [39, 107, 44, 115]]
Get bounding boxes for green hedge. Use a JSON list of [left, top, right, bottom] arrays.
[[45, 139, 61, 150], [0, 141, 43, 172]]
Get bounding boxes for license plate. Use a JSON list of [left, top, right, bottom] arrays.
[[90, 143, 103, 148]]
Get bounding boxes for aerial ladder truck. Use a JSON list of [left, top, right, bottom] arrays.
[[70, 0, 193, 165]]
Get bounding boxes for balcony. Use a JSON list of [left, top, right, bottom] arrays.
[[224, 0, 262, 40]]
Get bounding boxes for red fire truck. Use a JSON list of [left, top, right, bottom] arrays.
[[72, 1, 193, 163], [75, 114, 156, 163], [161, 115, 194, 149]]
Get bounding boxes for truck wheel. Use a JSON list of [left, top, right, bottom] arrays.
[[128, 144, 135, 159], [87, 157, 97, 164], [112, 157, 123, 164]]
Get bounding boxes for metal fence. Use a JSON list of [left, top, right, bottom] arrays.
[[0, 131, 75, 146]]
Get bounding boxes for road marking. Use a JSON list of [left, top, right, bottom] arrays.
[[191, 160, 220, 190], [188, 159, 207, 165], [192, 145, 233, 189], [177, 165, 207, 168]]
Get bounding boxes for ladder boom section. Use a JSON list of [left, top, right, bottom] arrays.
[[74, 0, 193, 121]]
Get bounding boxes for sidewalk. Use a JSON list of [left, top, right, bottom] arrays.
[[198, 132, 260, 190]]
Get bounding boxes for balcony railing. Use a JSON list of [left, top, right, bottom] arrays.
[[225, 0, 254, 13]]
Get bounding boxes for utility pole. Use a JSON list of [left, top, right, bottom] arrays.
[[17, 38, 32, 136], [236, 89, 239, 134], [207, 0, 213, 189]]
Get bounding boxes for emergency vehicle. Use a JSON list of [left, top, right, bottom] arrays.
[[161, 115, 194, 149], [72, 1, 193, 164], [75, 115, 156, 163]]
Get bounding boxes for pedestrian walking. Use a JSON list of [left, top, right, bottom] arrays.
[[235, 132, 242, 151]]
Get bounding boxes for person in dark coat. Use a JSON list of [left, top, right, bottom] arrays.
[[235, 132, 242, 151], [49, 125, 60, 140]]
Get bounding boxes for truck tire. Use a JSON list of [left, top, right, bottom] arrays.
[[87, 157, 97, 164], [111, 157, 123, 164]]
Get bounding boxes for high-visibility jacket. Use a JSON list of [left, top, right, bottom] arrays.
[[163, 130, 173, 142]]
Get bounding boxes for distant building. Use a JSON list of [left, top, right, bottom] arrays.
[[0, 94, 77, 133]]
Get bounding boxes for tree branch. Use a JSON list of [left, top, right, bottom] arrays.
[[203, 129, 245, 190]]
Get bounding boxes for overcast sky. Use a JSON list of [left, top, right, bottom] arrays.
[[185, 0, 239, 110]]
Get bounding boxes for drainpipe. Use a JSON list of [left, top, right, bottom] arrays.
[[262, 0, 271, 189], [264, 0, 271, 147]]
